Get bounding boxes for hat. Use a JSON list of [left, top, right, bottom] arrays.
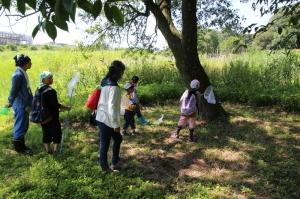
[[190, 79, 200, 89], [40, 71, 53, 82], [124, 82, 134, 90]]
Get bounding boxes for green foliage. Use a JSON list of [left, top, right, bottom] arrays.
[[30, 46, 38, 51], [7, 44, 18, 51], [42, 45, 53, 50], [210, 50, 300, 110]]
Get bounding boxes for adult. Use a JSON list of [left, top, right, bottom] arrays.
[[96, 60, 126, 171], [7, 54, 33, 154]]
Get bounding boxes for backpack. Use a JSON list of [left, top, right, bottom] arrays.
[[181, 90, 199, 116], [30, 87, 53, 124]]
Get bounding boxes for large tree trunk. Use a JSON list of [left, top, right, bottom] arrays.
[[296, 32, 300, 49], [143, 0, 223, 120]]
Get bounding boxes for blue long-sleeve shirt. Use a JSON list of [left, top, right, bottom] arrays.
[[8, 68, 33, 108]]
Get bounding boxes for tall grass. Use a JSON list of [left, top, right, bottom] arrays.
[[0, 48, 299, 113]]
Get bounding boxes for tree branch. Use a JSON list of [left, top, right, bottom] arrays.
[[142, 0, 182, 51]]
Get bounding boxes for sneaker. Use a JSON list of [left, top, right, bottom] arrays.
[[121, 130, 129, 136], [110, 161, 126, 171]]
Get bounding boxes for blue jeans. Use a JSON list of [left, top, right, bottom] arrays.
[[12, 106, 29, 140], [98, 122, 123, 170]]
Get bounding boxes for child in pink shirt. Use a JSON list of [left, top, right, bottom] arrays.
[[171, 79, 200, 142]]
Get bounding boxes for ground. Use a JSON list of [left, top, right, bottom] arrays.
[[0, 103, 299, 199]]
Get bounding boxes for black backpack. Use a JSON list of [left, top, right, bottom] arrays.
[[30, 87, 53, 124]]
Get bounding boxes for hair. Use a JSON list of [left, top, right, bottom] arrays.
[[131, 75, 139, 82], [105, 60, 125, 82], [187, 88, 197, 99], [13, 54, 31, 67]]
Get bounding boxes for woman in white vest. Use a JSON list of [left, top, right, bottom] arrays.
[[96, 60, 125, 172]]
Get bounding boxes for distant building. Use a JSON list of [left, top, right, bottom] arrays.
[[0, 31, 32, 45]]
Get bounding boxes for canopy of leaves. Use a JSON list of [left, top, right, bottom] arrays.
[[0, 0, 125, 41], [243, 0, 299, 49]]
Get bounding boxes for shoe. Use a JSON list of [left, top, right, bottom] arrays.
[[121, 130, 129, 136], [110, 161, 125, 171], [137, 116, 149, 125]]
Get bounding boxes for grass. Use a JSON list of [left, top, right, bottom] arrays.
[[0, 103, 299, 198]]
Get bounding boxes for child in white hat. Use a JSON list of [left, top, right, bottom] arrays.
[[122, 82, 137, 135], [171, 79, 200, 142]]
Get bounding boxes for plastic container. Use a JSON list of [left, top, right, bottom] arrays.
[[0, 107, 10, 115]]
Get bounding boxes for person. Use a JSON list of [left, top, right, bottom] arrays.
[[129, 76, 149, 125], [95, 60, 125, 172], [6, 54, 33, 154], [38, 71, 70, 154], [171, 79, 200, 142], [122, 83, 137, 135]]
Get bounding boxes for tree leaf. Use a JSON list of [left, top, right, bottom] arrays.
[[45, 20, 57, 41], [25, 0, 36, 9], [111, 5, 124, 26], [17, 0, 26, 15], [77, 0, 93, 14], [104, 3, 114, 23], [32, 23, 41, 38], [52, 15, 69, 31], [1, 0, 11, 10], [63, 0, 74, 13], [70, 2, 76, 22], [92, 0, 102, 19], [289, 16, 298, 26], [55, 0, 69, 22]]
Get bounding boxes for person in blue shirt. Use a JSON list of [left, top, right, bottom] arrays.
[[6, 54, 33, 154]]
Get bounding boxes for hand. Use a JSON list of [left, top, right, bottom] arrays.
[[5, 103, 12, 108], [25, 106, 32, 113], [114, 127, 120, 133]]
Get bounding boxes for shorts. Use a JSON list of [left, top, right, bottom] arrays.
[[41, 119, 62, 144], [178, 114, 196, 129]]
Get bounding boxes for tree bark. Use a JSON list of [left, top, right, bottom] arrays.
[[143, 0, 222, 119], [296, 32, 300, 49]]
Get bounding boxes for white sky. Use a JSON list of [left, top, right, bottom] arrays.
[[0, 0, 271, 47]]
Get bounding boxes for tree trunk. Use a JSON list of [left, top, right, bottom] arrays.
[[296, 32, 300, 49], [143, 0, 223, 120]]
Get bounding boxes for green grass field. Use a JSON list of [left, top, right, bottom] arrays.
[[0, 48, 299, 198], [0, 103, 299, 198]]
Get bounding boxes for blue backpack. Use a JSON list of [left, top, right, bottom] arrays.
[[30, 87, 53, 124]]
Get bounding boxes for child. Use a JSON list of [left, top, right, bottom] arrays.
[[171, 79, 200, 142], [38, 71, 70, 154], [122, 82, 137, 135], [129, 76, 149, 125]]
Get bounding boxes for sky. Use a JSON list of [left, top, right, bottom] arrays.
[[0, 0, 271, 47]]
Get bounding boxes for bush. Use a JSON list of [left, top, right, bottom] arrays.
[[138, 83, 185, 105], [30, 46, 38, 50], [7, 44, 18, 51]]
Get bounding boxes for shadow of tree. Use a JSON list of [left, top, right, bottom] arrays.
[[119, 105, 300, 199]]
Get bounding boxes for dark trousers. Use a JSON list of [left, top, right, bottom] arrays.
[[98, 122, 123, 170], [123, 110, 136, 130], [41, 118, 62, 144]]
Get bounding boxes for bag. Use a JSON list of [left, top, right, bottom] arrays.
[[180, 91, 198, 116], [85, 88, 101, 110], [30, 87, 52, 124]]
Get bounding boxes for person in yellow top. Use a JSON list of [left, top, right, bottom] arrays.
[[122, 83, 137, 135]]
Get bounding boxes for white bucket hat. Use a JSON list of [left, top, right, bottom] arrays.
[[190, 79, 200, 89]]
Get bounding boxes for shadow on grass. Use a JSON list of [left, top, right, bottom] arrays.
[[118, 105, 300, 199]]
